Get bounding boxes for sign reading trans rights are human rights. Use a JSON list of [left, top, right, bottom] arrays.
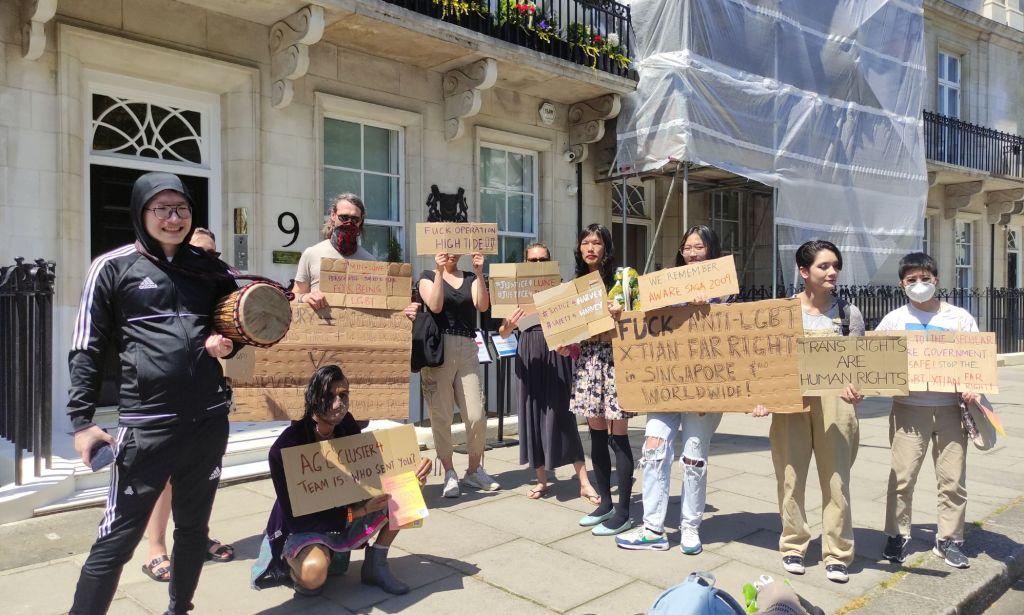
[[613, 299, 806, 413]]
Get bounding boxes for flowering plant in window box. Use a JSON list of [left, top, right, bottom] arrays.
[[433, 0, 489, 21], [567, 23, 630, 70], [498, 1, 559, 42]]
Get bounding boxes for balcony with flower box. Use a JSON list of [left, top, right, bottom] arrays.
[[318, 0, 637, 103]]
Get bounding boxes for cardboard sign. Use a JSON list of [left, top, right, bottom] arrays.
[[223, 305, 412, 421], [533, 270, 615, 348], [487, 261, 562, 318], [867, 330, 998, 394], [613, 299, 806, 413], [415, 223, 498, 255], [280, 425, 420, 517], [638, 256, 741, 310], [319, 258, 413, 310], [797, 336, 909, 396]]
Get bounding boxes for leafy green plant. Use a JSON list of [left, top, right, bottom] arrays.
[[386, 234, 403, 263], [433, 0, 489, 20]]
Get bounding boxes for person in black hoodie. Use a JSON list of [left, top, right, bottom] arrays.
[[68, 172, 238, 615]]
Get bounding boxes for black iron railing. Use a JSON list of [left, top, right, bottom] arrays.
[[736, 285, 1024, 354], [924, 110, 1024, 178], [0, 258, 55, 486], [382, 0, 635, 78]]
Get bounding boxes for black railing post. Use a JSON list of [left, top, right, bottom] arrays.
[[925, 110, 1024, 179]]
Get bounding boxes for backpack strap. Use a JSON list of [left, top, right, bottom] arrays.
[[833, 297, 851, 336]]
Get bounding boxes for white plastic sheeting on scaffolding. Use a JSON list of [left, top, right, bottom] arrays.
[[615, 0, 928, 284]]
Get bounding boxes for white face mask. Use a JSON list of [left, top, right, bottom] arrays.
[[904, 281, 936, 303]]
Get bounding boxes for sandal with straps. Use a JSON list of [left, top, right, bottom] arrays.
[[206, 539, 235, 563], [142, 555, 171, 582]]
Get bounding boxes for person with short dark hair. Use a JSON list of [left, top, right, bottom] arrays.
[[754, 239, 865, 584], [250, 365, 430, 596], [876, 251, 980, 569], [68, 172, 239, 615]]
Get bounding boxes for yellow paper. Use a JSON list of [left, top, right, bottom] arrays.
[[381, 471, 429, 528]]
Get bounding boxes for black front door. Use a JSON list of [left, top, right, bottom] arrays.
[[89, 164, 209, 406]]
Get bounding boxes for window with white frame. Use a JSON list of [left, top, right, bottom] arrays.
[[1008, 227, 1021, 289], [938, 51, 961, 119], [611, 181, 651, 271], [479, 145, 538, 263], [710, 190, 742, 264], [323, 117, 403, 260], [954, 219, 973, 288]]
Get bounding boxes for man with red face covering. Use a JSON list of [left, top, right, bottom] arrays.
[[293, 193, 377, 309]]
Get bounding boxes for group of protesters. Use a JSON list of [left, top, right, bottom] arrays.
[[65, 175, 983, 614]]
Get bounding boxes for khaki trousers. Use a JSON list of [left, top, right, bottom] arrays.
[[884, 400, 967, 541], [770, 396, 859, 565], [420, 335, 486, 460]]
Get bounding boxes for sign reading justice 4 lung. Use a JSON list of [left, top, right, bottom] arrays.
[[487, 261, 561, 318], [613, 299, 806, 413]]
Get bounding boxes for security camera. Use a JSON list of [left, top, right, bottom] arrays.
[[563, 150, 577, 163]]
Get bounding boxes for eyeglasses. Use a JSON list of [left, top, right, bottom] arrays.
[[336, 214, 361, 223], [526, 257, 550, 262], [680, 246, 705, 254], [146, 205, 192, 220]]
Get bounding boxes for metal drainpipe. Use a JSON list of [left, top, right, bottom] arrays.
[[576, 162, 583, 233]]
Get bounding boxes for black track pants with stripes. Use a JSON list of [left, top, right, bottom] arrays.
[[70, 415, 229, 615]]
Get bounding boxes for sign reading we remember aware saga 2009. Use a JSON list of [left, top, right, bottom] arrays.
[[487, 261, 561, 318], [222, 304, 412, 422], [533, 270, 616, 348], [614, 299, 806, 413], [415, 223, 498, 255], [281, 424, 421, 517], [318, 258, 413, 310], [867, 330, 999, 394], [797, 336, 910, 396], [638, 255, 741, 311]]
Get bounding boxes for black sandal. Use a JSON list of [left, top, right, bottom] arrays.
[[142, 555, 171, 582], [206, 539, 235, 563]]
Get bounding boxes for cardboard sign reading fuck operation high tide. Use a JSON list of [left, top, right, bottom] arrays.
[[415, 223, 498, 255], [613, 299, 806, 413], [281, 424, 420, 517], [488, 261, 561, 318], [222, 304, 412, 422], [638, 255, 741, 310], [797, 336, 910, 396], [318, 258, 413, 310], [533, 270, 615, 348], [867, 330, 998, 394]]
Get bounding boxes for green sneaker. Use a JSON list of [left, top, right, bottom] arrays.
[[615, 526, 669, 551]]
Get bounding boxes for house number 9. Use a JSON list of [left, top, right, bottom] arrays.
[[278, 212, 299, 247]]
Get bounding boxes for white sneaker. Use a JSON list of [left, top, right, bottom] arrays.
[[680, 526, 703, 555], [442, 469, 460, 498], [463, 467, 500, 491]]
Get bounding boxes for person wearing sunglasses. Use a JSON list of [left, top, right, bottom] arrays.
[[497, 243, 601, 504]]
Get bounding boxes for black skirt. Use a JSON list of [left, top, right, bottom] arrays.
[[516, 326, 586, 471]]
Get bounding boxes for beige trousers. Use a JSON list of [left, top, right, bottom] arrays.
[[770, 396, 860, 565], [420, 335, 486, 460], [884, 400, 967, 541]]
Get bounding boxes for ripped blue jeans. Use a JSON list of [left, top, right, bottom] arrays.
[[641, 412, 722, 532]]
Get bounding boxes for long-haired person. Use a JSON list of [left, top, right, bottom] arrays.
[[498, 243, 600, 504], [251, 365, 430, 596], [565, 224, 635, 536], [616, 225, 730, 555]]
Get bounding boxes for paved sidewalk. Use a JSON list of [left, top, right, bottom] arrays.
[[2, 366, 1023, 614]]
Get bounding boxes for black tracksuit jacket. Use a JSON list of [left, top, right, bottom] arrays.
[[67, 176, 238, 432]]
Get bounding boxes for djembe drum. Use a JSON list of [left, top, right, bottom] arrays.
[[213, 281, 292, 347]]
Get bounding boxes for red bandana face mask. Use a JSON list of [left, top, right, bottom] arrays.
[[331, 219, 361, 256]]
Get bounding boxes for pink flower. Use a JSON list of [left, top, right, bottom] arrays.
[[594, 34, 603, 43]]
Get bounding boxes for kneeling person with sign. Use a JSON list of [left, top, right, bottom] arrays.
[[251, 366, 431, 596]]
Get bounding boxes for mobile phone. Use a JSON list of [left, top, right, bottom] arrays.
[[90, 442, 115, 472]]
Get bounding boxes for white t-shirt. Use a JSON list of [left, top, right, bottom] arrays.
[[294, 239, 376, 291], [801, 300, 865, 337], [875, 302, 980, 406]]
